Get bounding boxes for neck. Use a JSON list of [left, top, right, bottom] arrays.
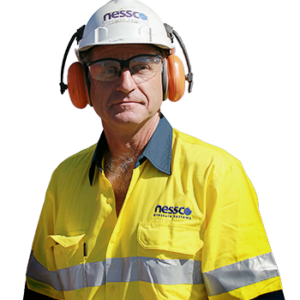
[[103, 112, 160, 160]]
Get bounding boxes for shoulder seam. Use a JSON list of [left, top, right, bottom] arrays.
[[54, 144, 97, 171], [173, 129, 241, 166]]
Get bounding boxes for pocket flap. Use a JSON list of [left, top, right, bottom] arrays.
[[45, 234, 85, 249], [138, 223, 203, 255]]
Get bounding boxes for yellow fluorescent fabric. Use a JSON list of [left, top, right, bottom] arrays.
[[26, 117, 282, 299]]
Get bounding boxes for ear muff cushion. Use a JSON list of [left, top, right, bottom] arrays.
[[167, 55, 186, 102], [67, 62, 89, 109]]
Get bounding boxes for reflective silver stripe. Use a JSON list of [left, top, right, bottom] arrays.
[[26, 251, 63, 291], [27, 252, 203, 291], [203, 252, 280, 297], [106, 257, 203, 285], [106, 257, 139, 283], [58, 261, 106, 291]]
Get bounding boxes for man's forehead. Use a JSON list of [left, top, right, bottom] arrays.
[[88, 44, 160, 60]]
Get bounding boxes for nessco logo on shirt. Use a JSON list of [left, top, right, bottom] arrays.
[[103, 10, 148, 25], [153, 205, 192, 220]]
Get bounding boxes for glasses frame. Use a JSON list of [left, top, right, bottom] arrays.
[[86, 54, 163, 82]]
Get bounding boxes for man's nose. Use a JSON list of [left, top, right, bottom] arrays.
[[116, 68, 137, 93]]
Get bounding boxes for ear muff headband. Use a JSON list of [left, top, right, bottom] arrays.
[[60, 25, 93, 109], [60, 25, 85, 95], [164, 23, 193, 93]]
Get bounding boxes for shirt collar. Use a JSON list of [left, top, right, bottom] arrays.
[[89, 114, 173, 186]]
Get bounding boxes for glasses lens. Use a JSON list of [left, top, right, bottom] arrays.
[[88, 55, 162, 83], [129, 56, 160, 76], [88, 60, 120, 82], [130, 56, 162, 82]]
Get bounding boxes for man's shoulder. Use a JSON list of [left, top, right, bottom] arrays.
[[172, 129, 241, 167], [53, 144, 97, 177]]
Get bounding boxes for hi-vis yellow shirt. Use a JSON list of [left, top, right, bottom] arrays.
[[26, 116, 282, 300]]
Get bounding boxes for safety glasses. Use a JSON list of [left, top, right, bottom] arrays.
[[87, 54, 163, 83]]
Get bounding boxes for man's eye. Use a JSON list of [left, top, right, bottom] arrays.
[[102, 67, 117, 75], [94, 66, 118, 80], [132, 63, 151, 74]]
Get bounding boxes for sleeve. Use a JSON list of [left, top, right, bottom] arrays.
[[252, 290, 285, 299], [23, 283, 55, 300], [25, 172, 65, 300], [202, 161, 283, 300]]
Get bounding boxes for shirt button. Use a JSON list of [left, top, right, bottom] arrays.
[[109, 285, 115, 292], [107, 197, 113, 204]]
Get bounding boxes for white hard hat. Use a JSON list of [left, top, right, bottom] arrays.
[[78, 0, 174, 52]]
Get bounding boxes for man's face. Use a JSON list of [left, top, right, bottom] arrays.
[[87, 44, 163, 131]]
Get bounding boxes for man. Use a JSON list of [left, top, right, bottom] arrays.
[[24, 0, 284, 299]]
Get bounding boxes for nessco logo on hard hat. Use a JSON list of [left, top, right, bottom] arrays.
[[103, 10, 148, 25]]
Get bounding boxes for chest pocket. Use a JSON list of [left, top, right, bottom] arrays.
[[46, 234, 86, 270], [138, 223, 203, 257]]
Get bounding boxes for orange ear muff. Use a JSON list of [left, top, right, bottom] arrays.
[[166, 55, 186, 102], [67, 62, 90, 109]]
